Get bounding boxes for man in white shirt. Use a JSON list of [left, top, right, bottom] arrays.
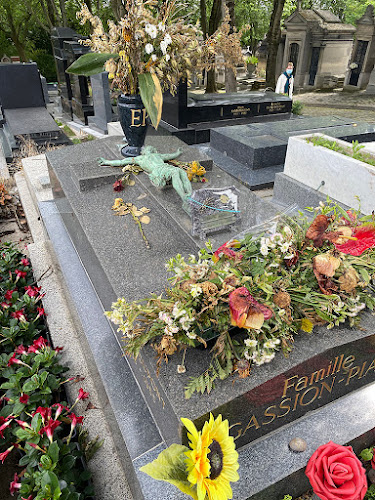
[[275, 62, 294, 98]]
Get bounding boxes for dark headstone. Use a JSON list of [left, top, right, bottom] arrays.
[[46, 134, 375, 446], [88, 72, 115, 134], [207, 116, 375, 188], [160, 81, 292, 144], [0, 63, 45, 108], [0, 63, 70, 154], [40, 75, 50, 104], [63, 40, 94, 125]]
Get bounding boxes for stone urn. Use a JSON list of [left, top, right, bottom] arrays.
[[117, 94, 148, 157], [247, 63, 257, 77]]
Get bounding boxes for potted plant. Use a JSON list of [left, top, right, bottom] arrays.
[[245, 55, 258, 77], [66, 1, 244, 156]]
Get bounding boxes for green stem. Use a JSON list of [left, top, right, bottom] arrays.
[[130, 212, 150, 249], [226, 331, 240, 361]]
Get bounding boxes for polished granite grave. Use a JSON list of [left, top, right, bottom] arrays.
[[0, 63, 71, 158], [160, 82, 292, 144], [44, 135, 375, 499], [205, 116, 375, 189]]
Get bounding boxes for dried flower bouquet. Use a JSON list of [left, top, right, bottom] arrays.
[[106, 201, 375, 398], [67, 0, 244, 128]]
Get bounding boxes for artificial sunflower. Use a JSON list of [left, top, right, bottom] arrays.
[[182, 414, 239, 500]]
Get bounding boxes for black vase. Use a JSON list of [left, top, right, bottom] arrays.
[[118, 94, 148, 157]]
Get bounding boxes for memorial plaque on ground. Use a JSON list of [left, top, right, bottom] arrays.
[[206, 116, 375, 189], [189, 186, 240, 239], [43, 134, 375, 499]]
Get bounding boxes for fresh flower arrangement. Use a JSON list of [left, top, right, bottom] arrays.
[[67, 0, 244, 128], [106, 200, 375, 398], [141, 413, 239, 500]]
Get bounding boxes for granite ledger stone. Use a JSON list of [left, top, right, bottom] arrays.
[[207, 116, 375, 189], [46, 134, 375, 444], [43, 134, 375, 499]]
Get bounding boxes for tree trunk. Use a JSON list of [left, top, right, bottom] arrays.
[[200, 0, 208, 38], [265, 0, 286, 89], [4, 6, 28, 61], [208, 0, 222, 37], [206, 69, 217, 93], [45, 0, 57, 25], [59, 0, 68, 27], [13, 39, 28, 62], [224, 0, 237, 93], [205, 0, 222, 94], [110, 0, 126, 20], [225, 67, 237, 92]]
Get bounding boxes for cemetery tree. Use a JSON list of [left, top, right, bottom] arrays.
[[0, 0, 30, 61], [201, 0, 223, 93], [266, 0, 286, 89], [224, 0, 237, 93], [236, 0, 273, 53]]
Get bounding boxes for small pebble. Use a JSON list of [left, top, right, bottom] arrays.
[[289, 437, 307, 453]]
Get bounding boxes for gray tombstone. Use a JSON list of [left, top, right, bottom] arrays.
[[366, 65, 375, 94], [40, 75, 50, 104], [88, 72, 114, 134]]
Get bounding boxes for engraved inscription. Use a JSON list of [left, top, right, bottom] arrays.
[[230, 105, 251, 116], [232, 353, 375, 441], [265, 102, 286, 112], [131, 108, 147, 127]]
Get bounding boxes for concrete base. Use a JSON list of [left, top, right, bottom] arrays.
[[283, 133, 375, 215]]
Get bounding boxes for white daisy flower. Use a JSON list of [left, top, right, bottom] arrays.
[[145, 23, 158, 39], [145, 43, 154, 54], [244, 338, 258, 348]]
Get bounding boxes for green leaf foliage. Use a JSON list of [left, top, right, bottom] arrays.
[[140, 443, 197, 499], [66, 52, 119, 76], [138, 72, 163, 129], [360, 447, 374, 461]]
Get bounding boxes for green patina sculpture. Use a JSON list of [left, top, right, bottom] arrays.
[[98, 146, 192, 202]]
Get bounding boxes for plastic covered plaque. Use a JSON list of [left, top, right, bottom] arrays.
[[188, 186, 240, 239]]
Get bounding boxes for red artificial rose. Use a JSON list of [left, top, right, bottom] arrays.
[[305, 441, 367, 500]]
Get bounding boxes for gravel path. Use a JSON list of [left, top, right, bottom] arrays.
[[294, 89, 375, 123]]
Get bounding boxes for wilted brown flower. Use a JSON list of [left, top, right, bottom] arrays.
[[273, 291, 291, 309], [284, 246, 299, 268], [335, 226, 354, 245], [201, 281, 218, 297], [234, 359, 251, 378], [338, 267, 359, 293], [159, 335, 177, 356], [306, 214, 330, 247], [313, 254, 341, 278]]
